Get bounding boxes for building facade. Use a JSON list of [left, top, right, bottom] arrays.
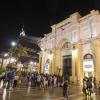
[[39, 10, 100, 83]]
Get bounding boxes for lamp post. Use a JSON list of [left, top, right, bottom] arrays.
[[9, 41, 17, 64], [11, 41, 16, 47]]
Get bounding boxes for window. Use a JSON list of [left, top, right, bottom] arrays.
[[62, 42, 71, 49], [84, 53, 93, 59]]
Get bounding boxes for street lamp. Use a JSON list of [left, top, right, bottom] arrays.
[[4, 53, 9, 57], [34, 62, 37, 65], [9, 41, 17, 64], [11, 41, 16, 47], [30, 61, 34, 65], [41, 47, 44, 51]]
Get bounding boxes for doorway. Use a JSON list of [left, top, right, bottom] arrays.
[[63, 55, 72, 77]]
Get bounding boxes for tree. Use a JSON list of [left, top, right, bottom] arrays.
[[9, 43, 28, 59]]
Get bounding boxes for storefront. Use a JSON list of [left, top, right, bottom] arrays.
[[83, 53, 94, 77]]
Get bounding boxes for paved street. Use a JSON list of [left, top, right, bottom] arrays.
[[0, 85, 100, 100]]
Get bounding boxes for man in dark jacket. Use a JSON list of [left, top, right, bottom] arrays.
[[62, 80, 69, 99]]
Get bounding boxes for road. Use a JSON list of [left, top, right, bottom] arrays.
[[0, 85, 100, 100]]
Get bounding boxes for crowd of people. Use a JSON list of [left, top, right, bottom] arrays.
[[25, 72, 64, 88], [0, 70, 68, 89], [1, 70, 100, 99], [0, 70, 69, 99]]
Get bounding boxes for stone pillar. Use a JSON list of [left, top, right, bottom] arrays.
[[75, 44, 83, 85], [59, 49, 62, 76], [71, 48, 76, 82], [50, 51, 54, 74], [93, 40, 100, 82], [38, 55, 41, 73], [54, 49, 61, 75], [41, 51, 46, 73], [50, 59, 53, 74], [71, 44, 83, 84]]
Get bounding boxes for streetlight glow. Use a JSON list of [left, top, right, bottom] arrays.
[[4, 53, 9, 57], [41, 48, 44, 51], [10, 58, 16, 63], [34, 62, 37, 65], [11, 41, 16, 46], [30, 61, 34, 65]]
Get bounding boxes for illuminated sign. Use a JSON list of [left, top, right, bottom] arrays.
[[83, 59, 94, 72], [44, 63, 49, 74]]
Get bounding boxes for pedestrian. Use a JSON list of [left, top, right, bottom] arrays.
[[43, 76, 48, 89], [13, 74, 19, 87], [62, 80, 69, 99], [98, 81, 100, 93], [86, 79, 92, 96], [82, 78, 87, 96], [0, 79, 3, 89], [54, 76, 57, 87]]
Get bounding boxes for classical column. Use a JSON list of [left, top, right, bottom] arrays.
[[41, 51, 46, 73], [71, 43, 83, 84], [50, 57, 53, 74], [71, 46, 76, 82], [93, 40, 100, 82], [75, 44, 83, 84]]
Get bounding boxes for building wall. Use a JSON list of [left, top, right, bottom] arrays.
[[39, 10, 100, 83]]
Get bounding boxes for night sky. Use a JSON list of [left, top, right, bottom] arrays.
[[0, 0, 98, 52]]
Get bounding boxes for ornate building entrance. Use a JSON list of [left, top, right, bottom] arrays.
[[63, 55, 72, 77]]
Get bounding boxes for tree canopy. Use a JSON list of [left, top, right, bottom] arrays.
[[9, 43, 28, 58]]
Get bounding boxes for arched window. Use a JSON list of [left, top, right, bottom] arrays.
[[84, 53, 93, 59], [62, 42, 71, 49]]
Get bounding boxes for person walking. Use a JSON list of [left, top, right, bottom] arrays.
[[13, 74, 19, 87], [82, 78, 87, 96], [86, 78, 92, 96], [62, 80, 69, 99], [98, 81, 100, 93]]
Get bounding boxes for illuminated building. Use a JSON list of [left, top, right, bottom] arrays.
[[39, 10, 100, 83]]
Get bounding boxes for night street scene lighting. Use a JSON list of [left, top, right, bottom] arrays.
[[11, 41, 16, 47], [0, 0, 100, 100]]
